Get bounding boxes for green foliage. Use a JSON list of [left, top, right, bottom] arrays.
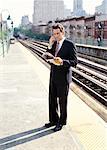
[[14, 27, 20, 33], [0, 31, 7, 39], [24, 29, 49, 41], [15, 27, 49, 41]]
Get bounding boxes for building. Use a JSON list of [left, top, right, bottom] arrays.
[[64, 9, 71, 18], [95, 0, 107, 44], [33, 0, 66, 25], [32, 23, 47, 34], [72, 0, 86, 17], [95, 0, 107, 17], [21, 16, 32, 30], [21, 16, 29, 26], [84, 16, 95, 44], [95, 0, 107, 22]]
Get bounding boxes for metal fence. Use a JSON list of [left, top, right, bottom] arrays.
[[0, 38, 10, 57]]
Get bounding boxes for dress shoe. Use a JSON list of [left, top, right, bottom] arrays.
[[45, 122, 56, 128], [53, 124, 63, 132]]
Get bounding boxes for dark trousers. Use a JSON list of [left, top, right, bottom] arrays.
[[49, 79, 69, 125]]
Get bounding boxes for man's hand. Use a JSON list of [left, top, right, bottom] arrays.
[[49, 36, 56, 45], [48, 36, 56, 49]]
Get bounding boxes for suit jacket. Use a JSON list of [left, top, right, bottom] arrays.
[[47, 39, 77, 85]]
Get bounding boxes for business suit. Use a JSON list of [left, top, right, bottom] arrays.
[[47, 38, 77, 125]]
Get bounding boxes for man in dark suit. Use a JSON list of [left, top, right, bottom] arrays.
[[44, 23, 77, 132]]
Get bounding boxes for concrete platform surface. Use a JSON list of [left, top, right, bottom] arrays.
[[17, 42, 106, 150], [0, 42, 84, 150]]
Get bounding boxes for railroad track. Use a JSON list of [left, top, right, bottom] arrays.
[[19, 39, 107, 107]]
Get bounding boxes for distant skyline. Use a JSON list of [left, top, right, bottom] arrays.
[[0, 0, 103, 26]]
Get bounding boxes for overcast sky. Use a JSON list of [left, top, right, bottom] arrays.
[[0, 0, 103, 27]]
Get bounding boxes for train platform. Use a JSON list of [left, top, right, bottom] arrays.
[[0, 41, 106, 150]]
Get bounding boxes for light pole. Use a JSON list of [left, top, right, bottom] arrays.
[[0, 10, 12, 57], [0, 13, 5, 57], [5, 14, 13, 52], [6, 17, 13, 52]]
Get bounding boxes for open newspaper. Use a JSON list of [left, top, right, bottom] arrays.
[[42, 52, 55, 59], [42, 52, 61, 66]]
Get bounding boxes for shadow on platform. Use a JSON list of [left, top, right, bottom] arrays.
[[0, 126, 54, 149]]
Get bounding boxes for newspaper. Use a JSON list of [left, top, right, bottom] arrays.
[[42, 52, 60, 66], [42, 52, 55, 59]]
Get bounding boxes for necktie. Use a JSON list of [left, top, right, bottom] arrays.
[[55, 42, 60, 56]]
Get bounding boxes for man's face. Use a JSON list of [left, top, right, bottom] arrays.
[[53, 28, 64, 42]]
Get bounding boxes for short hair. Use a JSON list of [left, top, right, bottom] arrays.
[[52, 23, 65, 33]]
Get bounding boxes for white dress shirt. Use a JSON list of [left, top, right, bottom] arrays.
[[57, 37, 66, 51]]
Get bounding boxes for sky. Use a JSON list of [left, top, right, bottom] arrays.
[[0, 0, 103, 27]]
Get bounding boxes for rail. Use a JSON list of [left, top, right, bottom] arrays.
[[19, 39, 107, 107]]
